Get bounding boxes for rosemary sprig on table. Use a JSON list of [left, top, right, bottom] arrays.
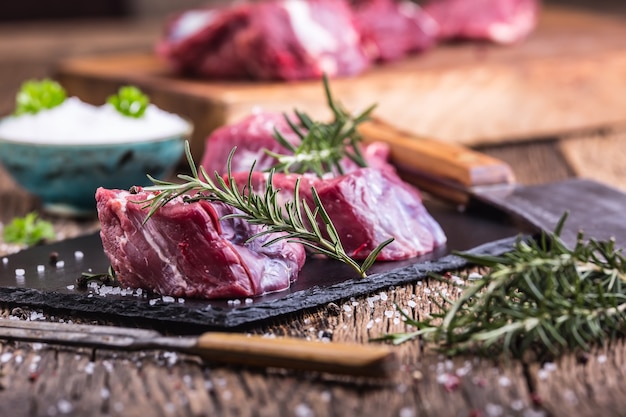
[[140, 142, 392, 278], [265, 75, 376, 177], [375, 214, 626, 359]]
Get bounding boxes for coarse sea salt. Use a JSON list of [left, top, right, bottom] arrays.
[[0, 97, 189, 145]]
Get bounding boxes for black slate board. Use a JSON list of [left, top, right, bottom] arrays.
[[0, 200, 524, 331]]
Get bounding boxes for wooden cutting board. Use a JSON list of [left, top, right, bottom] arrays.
[[55, 6, 626, 159]]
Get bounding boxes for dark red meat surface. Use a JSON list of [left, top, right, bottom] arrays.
[[96, 187, 306, 299], [156, 0, 370, 80], [231, 167, 447, 261]]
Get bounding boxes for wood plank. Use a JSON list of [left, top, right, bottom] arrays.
[[55, 6, 626, 159]]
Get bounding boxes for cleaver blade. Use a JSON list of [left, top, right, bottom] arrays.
[[360, 119, 626, 249]]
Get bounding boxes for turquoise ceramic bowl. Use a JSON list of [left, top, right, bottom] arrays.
[[0, 122, 191, 216]]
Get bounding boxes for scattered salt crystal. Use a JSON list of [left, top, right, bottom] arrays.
[[380, 292, 388, 301], [57, 399, 73, 414], [374, 317, 382, 323], [149, 299, 158, 306], [384, 310, 394, 318], [178, 298, 185, 304], [343, 304, 352, 313], [245, 298, 253, 304], [66, 285, 75, 290], [399, 407, 415, 417], [232, 299, 241, 305], [162, 296, 175, 303], [74, 251, 84, 260], [56, 260, 65, 268], [320, 390, 332, 402], [543, 362, 557, 372], [14, 268, 25, 276], [294, 403, 314, 417], [1, 352, 13, 363], [407, 300, 417, 308], [30, 311, 45, 321], [2, 257, 8, 266], [84, 362, 96, 374], [100, 388, 110, 399], [537, 369, 549, 380], [37, 265, 45, 273], [102, 360, 114, 373], [511, 399, 524, 411], [14, 355, 23, 364], [498, 376, 511, 387], [597, 354, 607, 364], [366, 320, 374, 329], [485, 403, 503, 417], [32, 343, 43, 351], [393, 318, 400, 325]]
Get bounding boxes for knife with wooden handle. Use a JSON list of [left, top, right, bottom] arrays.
[[359, 118, 516, 205], [0, 319, 396, 378]]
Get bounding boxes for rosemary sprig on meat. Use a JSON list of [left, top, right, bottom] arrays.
[[141, 142, 392, 278], [374, 214, 626, 359], [265, 75, 375, 177]]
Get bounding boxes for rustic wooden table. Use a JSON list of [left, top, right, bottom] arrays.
[[2, 10, 626, 417]]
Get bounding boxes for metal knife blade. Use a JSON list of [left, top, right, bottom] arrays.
[[0, 319, 397, 378]]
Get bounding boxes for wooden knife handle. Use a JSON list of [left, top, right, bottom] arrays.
[[359, 118, 516, 204], [193, 332, 397, 378]]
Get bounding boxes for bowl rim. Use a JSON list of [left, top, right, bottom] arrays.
[[0, 115, 193, 147]]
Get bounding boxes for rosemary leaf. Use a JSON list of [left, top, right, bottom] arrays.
[[139, 142, 391, 278], [374, 214, 626, 359], [266, 74, 375, 177]]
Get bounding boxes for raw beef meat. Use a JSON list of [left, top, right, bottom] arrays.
[[200, 111, 301, 175], [352, 0, 439, 62], [156, 0, 370, 81], [96, 187, 306, 299], [231, 167, 447, 261], [423, 0, 539, 44], [200, 110, 392, 175]]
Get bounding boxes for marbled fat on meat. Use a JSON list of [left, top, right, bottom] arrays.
[[96, 188, 306, 299]]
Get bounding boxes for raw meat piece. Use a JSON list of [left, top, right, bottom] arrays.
[[96, 187, 306, 299], [200, 111, 301, 175], [232, 167, 447, 261], [423, 0, 539, 44], [200, 110, 392, 175], [156, 0, 370, 81], [352, 0, 439, 62]]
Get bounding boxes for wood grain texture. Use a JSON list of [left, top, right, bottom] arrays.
[[55, 6, 626, 159]]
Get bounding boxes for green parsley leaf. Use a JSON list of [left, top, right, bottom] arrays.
[[107, 86, 150, 118], [3, 212, 55, 247], [14, 79, 67, 116]]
